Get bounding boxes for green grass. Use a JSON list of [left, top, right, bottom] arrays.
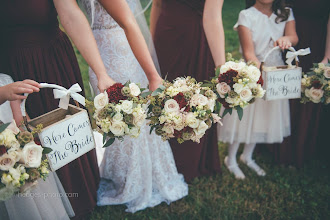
[[73, 0, 329, 219]]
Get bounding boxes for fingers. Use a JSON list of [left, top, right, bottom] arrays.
[[22, 80, 41, 92], [11, 94, 27, 101]]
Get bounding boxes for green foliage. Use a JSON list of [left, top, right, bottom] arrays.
[[0, 123, 10, 133]]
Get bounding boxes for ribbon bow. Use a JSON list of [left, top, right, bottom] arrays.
[[286, 48, 311, 65], [53, 83, 86, 109]]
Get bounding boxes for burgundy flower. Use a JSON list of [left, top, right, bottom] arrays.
[[218, 69, 238, 87], [174, 129, 183, 138], [219, 98, 230, 109], [106, 83, 127, 104], [173, 92, 187, 109], [311, 80, 322, 89], [34, 137, 41, 146], [0, 145, 6, 156]]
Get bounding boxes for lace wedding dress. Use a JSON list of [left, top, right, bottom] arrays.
[[0, 73, 75, 220], [80, 0, 188, 213]]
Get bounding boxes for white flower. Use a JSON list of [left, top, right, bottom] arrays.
[[239, 88, 253, 102], [185, 113, 200, 128], [194, 121, 208, 136], [0, 154, 16, 171], [216, 82, 231, 98], [166, 86, 180, 97], [20, 142, 43, 168], [7, 148, 22, 162], [190, 94, 208, 107], [41, 166, 49, 174], [233, 83, 244, 94], [8, 167, 20, 181], [110, 121, 127, 136], [94, 92, 109, 110], [120, 100, 133, 114], [129, 83, 141, 96], [305, 87, 324, 103], [133, 110, 146, 127], [21, 173, 29, 180], [245, 65, 261, 82], [323, 67, 330, 79], [129, 127, 140, 138], [7, 120, 20, 135], [0, 129, 20, 149], [1, 173, 13, 186], [207, 99, 215, 112], [211, 113, 222, 125], [164, 99, 180, 113], [112, 113, 123, 122], [162, 123, 174, 134], [114, 105, 122, 113], [159, 115, 166, 124]]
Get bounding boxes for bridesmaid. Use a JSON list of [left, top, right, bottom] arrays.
[[0, 0, 115, 218], [151, 0, 225, 182], [264, 0, 330, 167]]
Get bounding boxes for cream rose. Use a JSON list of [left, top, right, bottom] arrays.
[[239, 88, 253, 102], [323, 67, 330, 79], [94, 92, 109, 110], [207, 99, 215, 112], [129, 83, 141, 97], [164, 99, 180, 113], [129, 127, 140, 138], [0, 154, 16, 171], [162, 123, 174, 134], [109, 121, 127, 136], [120, 100, 133, 114], [305, 87, 324, 103], [246, 65, 261, 82], [194, 121, 209, 136], [185, 113, 200, 128], [233, 83, 244, 94], [216, 82, 231, 98], [133, 111, 146, 127], [7, 148, 21, 162], [20, 142, 43, 168], [112, 113, 123, 122], [8, 167, 20, 181]]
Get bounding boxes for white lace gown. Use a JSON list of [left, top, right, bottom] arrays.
[[217, 7, 293, 144], [80, 0, 188, 213], [0, 74, 75, 220]]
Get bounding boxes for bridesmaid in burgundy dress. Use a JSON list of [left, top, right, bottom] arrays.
[[265, 0, 330, 167], [0, 0, 115, 218], [151, 0, 225, 182]]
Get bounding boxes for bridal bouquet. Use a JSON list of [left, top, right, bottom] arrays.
[[0, 122, 50, 201], [147, 77, 222, 144], [93, 82, 148, 147], [301, 62, 330, 104], [204, 59, 265, 120]]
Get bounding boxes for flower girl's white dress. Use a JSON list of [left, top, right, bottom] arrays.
[[0, 73, 75, 220], [218, 7, 294, 144], [80, 0, 188, 213]]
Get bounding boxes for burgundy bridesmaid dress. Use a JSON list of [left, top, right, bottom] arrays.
[[264, 0, 330, 167], [153, 0, 221, 182], [0, 0, 99, 218]]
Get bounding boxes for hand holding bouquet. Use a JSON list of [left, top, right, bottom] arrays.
[[147, 77, 222, 144], [93, 82, 148, 147], [301, 62, 330, 104], [0, 121, 50, 201]]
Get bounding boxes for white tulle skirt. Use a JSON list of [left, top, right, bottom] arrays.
[[217, 98, 291, 144]]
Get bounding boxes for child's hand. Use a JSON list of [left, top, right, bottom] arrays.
[[1, 80, 41, 102], [274, 36, 292, 50]]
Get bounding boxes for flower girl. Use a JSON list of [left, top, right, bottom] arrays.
[[218, 0, 298, 179]]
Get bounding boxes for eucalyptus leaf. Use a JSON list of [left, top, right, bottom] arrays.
[[222, 108, 232, 117], [141, 91, 152, 98], [236, 106, 243, 121], [0, 123, 10, 134], [42, 147, 53, 154], [103, 138, 115, 148]]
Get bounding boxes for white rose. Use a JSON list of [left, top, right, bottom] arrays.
[[129, 127, 140, 138], [239, 88, 253, 102], [207, 99, 215, 112], [162, 123, 174, 134], [245, 65, 261, 82], [164, 99, 180, 113], [129, 83, 141, 96], [233, 83, 244, 94], [109, 121, 127, 136], [120, 100, 133, 114], [112, 113, 123, 122], [185, 113, 200, 128], [194, 121, 209, 136], [323, 67, 330, 79], [305, 87, 324, 103], [0, 154, 16, 171], [7, 148, 21, 162], [94, 92, 109, 110], [20, 142, 43, 168], [114, 104, 122, 113], [216, 82, 231, 98], [220, 64, 230, 74], [133, 112, 146, 127], [197, 94, 208, 106], [159, 115, 166, 124], [166, 86, 180, 97], [0, 129, 20, 149], [8, 167, 20, 181]]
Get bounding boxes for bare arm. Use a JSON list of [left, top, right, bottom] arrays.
[[275, 20, 298, 49], [54, 0, 115, 92], [98, 0, 162, 91], [322, 15, 330, 63], [203, 0, 226, 67], [237, 25, 261, 67], [150, 0, 162, 40]]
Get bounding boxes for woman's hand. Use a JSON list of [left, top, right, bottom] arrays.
[[275, 36, 292, 50], [97, 74, 116, 92], [148, 75, 163, 91]]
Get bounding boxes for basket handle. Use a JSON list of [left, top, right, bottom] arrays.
[[260, 46, 297, 72], [20, 83, 85, 130]]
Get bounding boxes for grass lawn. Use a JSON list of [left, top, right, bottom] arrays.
[[73, 0, 329, 219]]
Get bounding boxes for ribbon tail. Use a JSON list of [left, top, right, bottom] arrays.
[[71, 93, 86, 106], [58, 95, 70, 110]]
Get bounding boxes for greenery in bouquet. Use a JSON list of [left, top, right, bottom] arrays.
[[0, 122, 50, 201], [147, 77, 222, 144], [92, 82, 148, 147], [301, 62, 330, 104], [203, 54, 265, 120]]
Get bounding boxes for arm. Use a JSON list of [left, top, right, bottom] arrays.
[[237, 26, 261, 67], [54, 0, 115, 92], [98, 0, 162, 91], [203, 0, 226, 67], [0, 80, 40, 105], [275, 20, 298, 50], [322, 15, 330, 63], [150, 0, 162, 40]]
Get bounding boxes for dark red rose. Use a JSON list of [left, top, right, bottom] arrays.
[[174, 129, 183, 138], [173, 92, 187, 109], [311, 80, 322, 89], [106, 83, 127, 104], [0, 145, 6, 156], [34, 137, 41, 145], [218, 69, 238, 87]]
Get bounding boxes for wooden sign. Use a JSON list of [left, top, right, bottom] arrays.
[[262, 67, 302, 101], [29, 105, 96, 171]]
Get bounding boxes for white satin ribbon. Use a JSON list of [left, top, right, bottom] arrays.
[[286, 47, 311, 65], [53, 83, 86, 109]]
